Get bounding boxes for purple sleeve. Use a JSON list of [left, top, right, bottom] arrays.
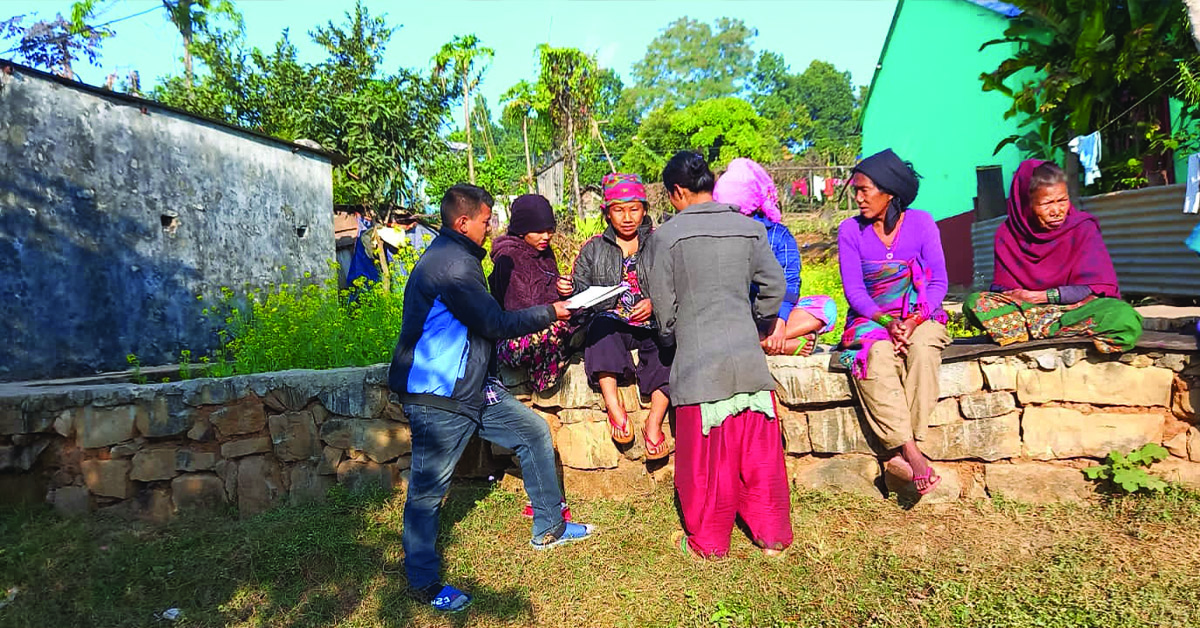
[[917, 213, 949, 309], [837, 221, 882, 319], [1057, 285, 1092, 304]]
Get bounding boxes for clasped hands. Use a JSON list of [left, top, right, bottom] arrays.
[[885, 314, 923, 356]]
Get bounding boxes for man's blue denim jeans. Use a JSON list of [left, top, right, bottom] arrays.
[[402, 388, 566, 591]]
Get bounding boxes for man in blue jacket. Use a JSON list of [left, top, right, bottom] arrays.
[[389, 184, 595, 613]]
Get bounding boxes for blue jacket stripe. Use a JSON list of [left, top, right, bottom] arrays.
[[408, 297, 469, 396]]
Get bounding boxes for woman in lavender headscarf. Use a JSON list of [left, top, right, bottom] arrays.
[[963, 159, 1142, 352], [714, 158, 839, 356]]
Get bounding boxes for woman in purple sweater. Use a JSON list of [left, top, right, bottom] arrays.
[[837, 149, 949, 495]]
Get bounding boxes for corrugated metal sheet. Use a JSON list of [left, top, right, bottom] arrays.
[[1081, 184, 1200, 296], [967, 184, 1200, 296], [970, 216, 1005, 290]]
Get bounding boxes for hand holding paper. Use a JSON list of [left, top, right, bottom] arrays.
[[565, 285, 628, 310]]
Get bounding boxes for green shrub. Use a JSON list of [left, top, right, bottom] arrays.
[[202, 259, 411, 376], [1083, 443, 1171, 494], [799, 261, 848, 345]]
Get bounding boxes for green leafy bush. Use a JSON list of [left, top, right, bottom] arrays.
[[202, 260, 410, 376], [799, 261, 847, 345], [1083, 443, 1171, 494]]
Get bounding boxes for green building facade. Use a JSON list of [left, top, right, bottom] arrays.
[[861, 0, 1027, 222]]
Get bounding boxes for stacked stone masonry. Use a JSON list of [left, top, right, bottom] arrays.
[[2, 345, 1200, 521]]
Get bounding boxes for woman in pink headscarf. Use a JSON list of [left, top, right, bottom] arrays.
[[570, 173, 674, 460], [964, 159, 1142, 351], [713, 158, 839, 356]]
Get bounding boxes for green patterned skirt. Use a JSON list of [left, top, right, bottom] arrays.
[[963, 292, 1143, 353]]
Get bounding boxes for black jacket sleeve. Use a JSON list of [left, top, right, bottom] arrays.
[[441, 258, 555, 340]]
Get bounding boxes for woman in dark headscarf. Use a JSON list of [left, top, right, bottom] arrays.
[[963, 160, 1142, 351], [489, 194, 575, 391], [836, 149, 950, 496]]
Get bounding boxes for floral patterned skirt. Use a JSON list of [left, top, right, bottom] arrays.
[[963, 292, 1142, 353], [496, 320, 575, 391]]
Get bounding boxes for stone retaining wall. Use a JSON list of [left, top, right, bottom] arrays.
[[2, 345, 1198, 521]]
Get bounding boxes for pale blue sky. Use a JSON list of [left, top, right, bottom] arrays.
[[4, 0, 898, 115]]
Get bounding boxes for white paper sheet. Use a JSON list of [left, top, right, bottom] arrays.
[[565, 285, 628, 310]]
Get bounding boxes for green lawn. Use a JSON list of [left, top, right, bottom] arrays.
[[2, 484, 1199, 627]]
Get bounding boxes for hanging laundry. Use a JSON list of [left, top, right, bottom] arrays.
[[1068, 131, 1102, 186], [823, 177, 836, 198], [813, 175, 825, 202], [1186, 221, 1200, 255], [1185, 153, 1200, 215], [791, 179, 809, 197]]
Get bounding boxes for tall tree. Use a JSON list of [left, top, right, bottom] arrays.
[[432, 34, 494, 185], [629, 16, 757, 113], [161, 0, 240, 91], [153, 1, 451, 216], [747, 51, 813, 151], [621, 97, 778, 180], [536, 45, 600, 216], [796, 60, 858, 163], [0, 8, 108, 80], [982, 0, 1195, 189], [501, 79, 538, 192]]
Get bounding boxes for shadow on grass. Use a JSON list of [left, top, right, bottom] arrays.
[[0, 482, 531, 628]]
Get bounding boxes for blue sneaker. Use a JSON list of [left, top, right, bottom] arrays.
[[414, 583, 472, 612], [530, 521, 596, 550]]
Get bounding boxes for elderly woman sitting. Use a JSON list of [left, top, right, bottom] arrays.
[[838, 149, 949, 496], [713, 158, 838, 356], [963, 160, 1142, 352]]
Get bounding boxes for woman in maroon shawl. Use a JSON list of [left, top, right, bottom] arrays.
[[964, 160, 1142, 352], [489, 194, 576, 390]]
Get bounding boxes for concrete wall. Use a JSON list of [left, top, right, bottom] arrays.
[[0, 66, 334, 381], [861, 0, 1027, 222], [2, 344, 1198, 521]]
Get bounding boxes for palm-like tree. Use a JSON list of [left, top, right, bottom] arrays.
[[502, 80, 538, 193], [432, 34, 494, 185], [161, 0, 240, 92]]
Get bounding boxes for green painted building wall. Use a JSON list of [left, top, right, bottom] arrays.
[[861, 0, 1027, 221]]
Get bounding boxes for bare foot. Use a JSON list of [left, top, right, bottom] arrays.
[[883, 453, 913, 482]]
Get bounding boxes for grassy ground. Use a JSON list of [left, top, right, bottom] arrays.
[[3, 483, 1200, 628]]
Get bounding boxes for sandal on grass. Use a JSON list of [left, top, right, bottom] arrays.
[[756, 540, 788, 558], [643, 429, 670, 460], [608, 412, 634, 445], [671, 530, 697, 558]]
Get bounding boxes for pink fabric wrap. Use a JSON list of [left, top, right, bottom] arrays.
[[601, 172, 647, 208], [713, 158, 782, 223], [993, 159, 1121, 298]]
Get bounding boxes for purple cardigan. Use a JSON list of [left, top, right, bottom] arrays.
[[837, 209, 948, 322]]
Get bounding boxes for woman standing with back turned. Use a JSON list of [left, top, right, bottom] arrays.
[[642, 151, 793, 558]]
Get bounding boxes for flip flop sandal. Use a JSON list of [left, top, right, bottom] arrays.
[[912, 468, 942, 496], [643, 429, 670, 460], [791, 333, 817, 356], [608, 413, 634, 445], [671, 530, 697, 558]]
